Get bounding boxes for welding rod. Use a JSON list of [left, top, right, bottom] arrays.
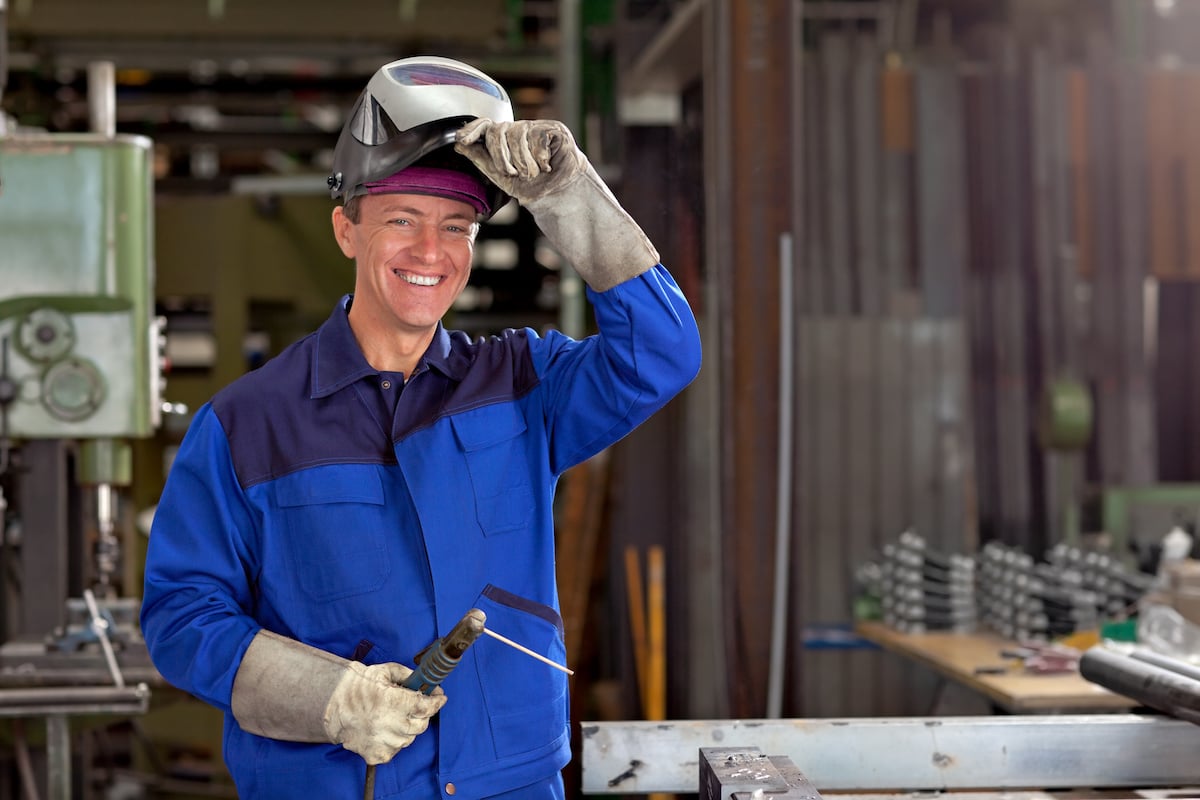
[[482, 627, 574, 675]]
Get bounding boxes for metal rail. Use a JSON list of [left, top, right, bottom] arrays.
[[581, 715, 1200, 795], [0, 682, 150, 800]]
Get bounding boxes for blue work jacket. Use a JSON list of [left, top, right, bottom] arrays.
[[140, 265, 701, 799]]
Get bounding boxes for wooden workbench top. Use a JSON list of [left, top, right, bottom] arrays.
[[856, 621, 1138, 713]]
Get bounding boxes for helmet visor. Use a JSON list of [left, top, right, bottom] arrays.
[[385, 62, 507, 101]]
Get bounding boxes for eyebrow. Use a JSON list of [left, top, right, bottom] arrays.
[[378, 203, 475, 224]]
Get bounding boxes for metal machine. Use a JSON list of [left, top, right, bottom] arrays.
[[0, 59, 163, 662], [0, 59, 159, 797]]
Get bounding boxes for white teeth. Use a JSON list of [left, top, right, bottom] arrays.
[[397, 271, 440, 286]]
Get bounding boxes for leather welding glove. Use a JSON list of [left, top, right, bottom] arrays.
[[455, 118, 659, 292], [230, 630, 446, 765]]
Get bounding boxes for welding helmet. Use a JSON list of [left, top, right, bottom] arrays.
[[327, 55, 515, 216]]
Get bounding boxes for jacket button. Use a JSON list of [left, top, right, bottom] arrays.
[[445, 783, 456, 795]]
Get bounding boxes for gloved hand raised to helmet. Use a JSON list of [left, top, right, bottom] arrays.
[[231, 630, 446, 765], [455, 119, 586, 204], [456, 118, 660, 292]]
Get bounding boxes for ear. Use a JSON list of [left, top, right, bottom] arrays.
[[331, 206, 356, 259]]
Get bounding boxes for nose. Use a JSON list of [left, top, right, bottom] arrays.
[[412, 224, 442, 263]]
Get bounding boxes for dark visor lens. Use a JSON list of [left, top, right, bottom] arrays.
[[385, 64, 505, 100], [348, 95, 398, 146]]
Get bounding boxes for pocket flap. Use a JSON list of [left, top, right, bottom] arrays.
[[450, 404, 528, 452], [276, 465, 385, 507]]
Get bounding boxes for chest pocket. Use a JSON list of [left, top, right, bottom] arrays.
[[273, 465, 391, 602], [451, 404, 535, 536]]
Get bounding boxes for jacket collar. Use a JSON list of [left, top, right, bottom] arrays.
[[310, 294, 465, 398]]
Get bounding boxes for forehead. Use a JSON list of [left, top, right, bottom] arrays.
[[359, 192, 476, 221]]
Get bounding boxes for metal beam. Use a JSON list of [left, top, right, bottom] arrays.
[[581, 715, 1200, 795]]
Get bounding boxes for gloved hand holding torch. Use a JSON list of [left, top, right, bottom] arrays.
[[230, 630, 446, 765]]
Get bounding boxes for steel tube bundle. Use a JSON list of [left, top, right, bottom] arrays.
[[1079, 647, 1200, 725]]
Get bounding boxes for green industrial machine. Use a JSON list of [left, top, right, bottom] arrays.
[[0, 130, 164, 607], [0, 119, 161, 795], [0, 132, 161, 442]]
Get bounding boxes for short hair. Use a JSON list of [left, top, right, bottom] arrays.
[[342, 196, 362, 224]]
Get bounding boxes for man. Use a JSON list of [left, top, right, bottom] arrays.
[[140, 56, 701, 799]]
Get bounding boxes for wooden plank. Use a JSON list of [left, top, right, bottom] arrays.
[[856, 622, 1137, 713], [556, 452, 610, 664]]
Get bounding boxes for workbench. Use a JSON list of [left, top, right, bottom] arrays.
[[855, 621, 1137, 713]]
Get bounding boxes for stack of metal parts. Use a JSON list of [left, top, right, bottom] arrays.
[[978, 542, 1153, 641], [880, 531, 977, 633]]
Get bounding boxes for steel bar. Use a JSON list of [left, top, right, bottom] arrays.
[[0, 684, 150, 716], [1079, 647, 1200, 724], [47, 715, 69, 800], [581, 715, 1200, 795], [1129, 647, 1200, 682]]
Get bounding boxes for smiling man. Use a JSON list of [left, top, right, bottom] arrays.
[[335, 175, 486, 374], [140, 56, 702, 799]]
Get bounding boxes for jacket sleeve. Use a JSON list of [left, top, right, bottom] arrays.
[[140, 402, 261, 711], [532, 264, 701, 474]]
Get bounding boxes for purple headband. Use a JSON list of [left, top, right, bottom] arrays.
[[364, 166, 491, 217]]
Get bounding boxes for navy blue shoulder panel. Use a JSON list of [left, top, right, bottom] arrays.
[[211, 326, 540, 489], [439, 328, 541, 416]]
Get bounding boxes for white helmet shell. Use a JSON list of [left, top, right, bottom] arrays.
[[327, 56, 515, 213]]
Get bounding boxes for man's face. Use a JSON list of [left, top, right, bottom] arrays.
[[333, 192, 478, 337]]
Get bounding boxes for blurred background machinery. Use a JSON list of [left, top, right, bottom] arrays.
[[8, 0, 1200, 798], [0, 57, 159, 799]]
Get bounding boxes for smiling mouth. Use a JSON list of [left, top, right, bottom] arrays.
[[395, 270, 442, 287]]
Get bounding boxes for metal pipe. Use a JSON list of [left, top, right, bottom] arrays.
[[12, 722, 41, 800], [1079, 646, 1200, 725], [0, 684, 149, 714], [94, 482, 119, 595], [83, 588, 125, 688], [556, 0, 584, 339], [1129, 647, 1200, 683], [1, 0, 9, 136], [46, 716, 70, 800], [87, 60, 116, 138], [766, 233, 794, 719]]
